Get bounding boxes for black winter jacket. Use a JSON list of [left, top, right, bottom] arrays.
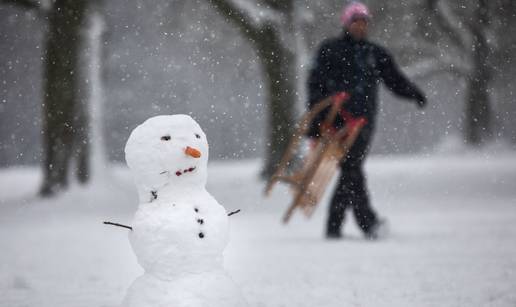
[[307, 33, 425, 137]]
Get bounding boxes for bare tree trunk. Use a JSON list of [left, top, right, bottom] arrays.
[[258, 27, 297, 177], [74, 101, 90, 184], [417, 0, 494, 145], [206, 0, 298, 178], [465, 0, 492, 145], [40, 0, 89, 196], [465, 73, 491, 145]]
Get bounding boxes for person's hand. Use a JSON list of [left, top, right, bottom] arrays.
[[414, 92, 427, 109]]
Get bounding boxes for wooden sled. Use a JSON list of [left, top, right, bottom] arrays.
[[264, 93, 367, 223]]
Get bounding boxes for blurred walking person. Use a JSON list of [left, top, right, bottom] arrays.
[[307, 2, 427, 239]]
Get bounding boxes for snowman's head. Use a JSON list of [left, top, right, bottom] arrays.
[[125, 115, 209, 200]]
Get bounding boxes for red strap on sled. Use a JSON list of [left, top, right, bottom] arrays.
[[320, 92, 349, 134], [340, 109, 367, 140], [321, 92, 367, 136], [312, 92, 367, 148], [333, 92, 350, 106]]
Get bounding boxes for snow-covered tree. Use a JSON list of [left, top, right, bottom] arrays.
[[412, 0, 515, 145], [205, 0, 315, 177], [0, 0, 102, 196]]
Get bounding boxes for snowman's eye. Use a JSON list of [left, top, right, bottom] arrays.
[[195, 133, 201, 139], [161, 135, 171, 141]]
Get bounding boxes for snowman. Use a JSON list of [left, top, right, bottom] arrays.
[[122, 114, 247, 307]]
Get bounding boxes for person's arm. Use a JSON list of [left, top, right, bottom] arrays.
[[378, 48, 427, 108]]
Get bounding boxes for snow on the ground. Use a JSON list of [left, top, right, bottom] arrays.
[[1, 152, 516, 307]]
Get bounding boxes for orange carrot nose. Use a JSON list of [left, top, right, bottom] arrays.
[[185, 146, 202, 158]]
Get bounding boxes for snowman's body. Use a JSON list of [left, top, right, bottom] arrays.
[[122, 115, 246, 307], [123, 270, 246, 307]]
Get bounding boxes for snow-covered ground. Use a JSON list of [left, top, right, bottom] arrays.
[[1, 151, 516, 307]]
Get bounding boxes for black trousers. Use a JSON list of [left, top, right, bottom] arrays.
[[326, 125, 378, 235]]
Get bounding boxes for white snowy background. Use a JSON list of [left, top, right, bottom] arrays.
[[1, 0, 516, 306], [1, 142, 515, 306]]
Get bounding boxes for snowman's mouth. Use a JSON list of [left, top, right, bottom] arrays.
[[159, 166, 197, 177], [174, 167, 196, 177]]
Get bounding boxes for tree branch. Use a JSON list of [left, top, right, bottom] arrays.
[[393, 39, 471, 78], [0, 0, 40, 10], [207, 0, 262, 42], [403, 57, 469, 80], [463, 0, 489, 44], [261, 0, 292, 13], [427, 0, 469, 52]]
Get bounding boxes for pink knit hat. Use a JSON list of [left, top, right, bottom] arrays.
[[340, 2, 371, 27]]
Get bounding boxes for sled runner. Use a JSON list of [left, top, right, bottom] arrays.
[[264, 92, 367, 223]]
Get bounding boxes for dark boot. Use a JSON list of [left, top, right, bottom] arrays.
[[326, 202, 345, 238], [364, 218, 389, 240]]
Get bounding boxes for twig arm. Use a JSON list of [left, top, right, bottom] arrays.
[[103, 221, 133, 231], [228, 209, 241, 217]]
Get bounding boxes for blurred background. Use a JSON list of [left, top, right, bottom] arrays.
[[2, 1, 515, 176], [1, 1, 515, 306]]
